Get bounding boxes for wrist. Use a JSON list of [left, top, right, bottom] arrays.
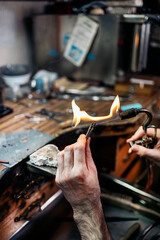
[[73, 200, 111, 240], [73, 199, 102, 220]]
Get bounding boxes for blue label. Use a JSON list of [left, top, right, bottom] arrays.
[[121, 103, 142, 111], [49, 49, 58, 56], [68, 45, 83, 63]]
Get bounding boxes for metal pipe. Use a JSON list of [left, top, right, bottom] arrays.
[[119, 108, 152, 133]]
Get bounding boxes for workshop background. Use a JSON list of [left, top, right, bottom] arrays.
[[0, 1, 160, 240]]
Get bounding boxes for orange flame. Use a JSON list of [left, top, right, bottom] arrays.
[[72, 95, 120, 127]]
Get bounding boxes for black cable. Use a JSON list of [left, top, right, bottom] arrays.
[[119, 108, 152, 133]]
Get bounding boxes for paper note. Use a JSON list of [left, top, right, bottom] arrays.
[[64, 15, 99, 67]]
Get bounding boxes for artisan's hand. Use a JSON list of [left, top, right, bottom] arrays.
[[55, 134, 100, 208], [127, 126, 160, 165], [127, 126, 160, 143], [55, 134, 112, 240]]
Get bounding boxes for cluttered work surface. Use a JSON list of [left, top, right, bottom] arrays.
[[0, 77, 159, 135], [0, 76, 160, 240], [0, 75, 160, 175]]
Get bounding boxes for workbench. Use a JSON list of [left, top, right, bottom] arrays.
[[0, 88, 157, 136], [0, 79, 160, 240]]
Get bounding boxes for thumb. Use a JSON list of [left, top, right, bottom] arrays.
[[127, 127, 144, 143], [85, 138, 95, 169], [129, 145, 160, 164]]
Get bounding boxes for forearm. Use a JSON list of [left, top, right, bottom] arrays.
[[73, 201, 112, 240]]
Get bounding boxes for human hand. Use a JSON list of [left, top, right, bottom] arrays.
[[55, 134, 101, 210], [55, 134, 111, 240], [127, 126, 160, 143], [127, 126, 160, 165]]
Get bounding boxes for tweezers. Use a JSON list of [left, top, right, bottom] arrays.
[[86, 122, 96, 139]]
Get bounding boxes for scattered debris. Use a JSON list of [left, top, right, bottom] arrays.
[[21, 137, 28, 142], [14, 113, 46, 123]]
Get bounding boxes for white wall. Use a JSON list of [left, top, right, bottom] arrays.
[[0, 1, 47, 67]]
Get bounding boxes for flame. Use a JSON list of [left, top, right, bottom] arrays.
[[72, 95, 120, 127]]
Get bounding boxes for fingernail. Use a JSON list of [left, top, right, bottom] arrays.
[[128, 148, 132, 153]]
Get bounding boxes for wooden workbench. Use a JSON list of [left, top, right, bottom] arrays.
[[0, 90, 158, 137]]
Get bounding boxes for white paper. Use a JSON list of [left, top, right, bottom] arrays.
[[64, 15, 99, 67]]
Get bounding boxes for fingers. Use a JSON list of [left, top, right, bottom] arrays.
[[129, 144, 160, 163], [56, 143, 74, 181], [74, 134, 87, 169], [56, 134, 87, 181], [86, 137, 91, 159], [128, 144, 145, 155], [85, 137, 95, 170], [55, 150, 64, 183], [64, 144, 74, 170], [127, 127, 160, 143], [127, 126, 144, 143]]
